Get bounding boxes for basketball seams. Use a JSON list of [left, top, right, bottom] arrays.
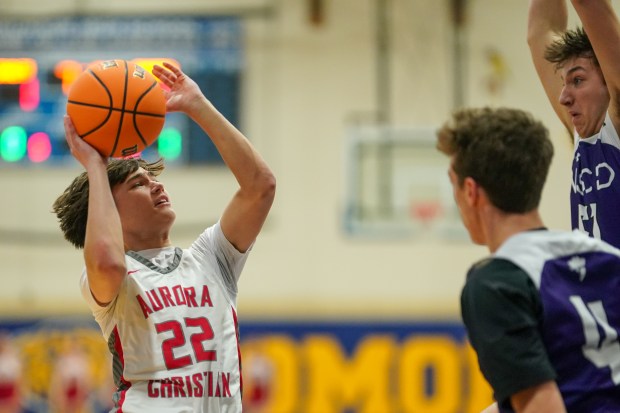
[[66, 102, 165, 117], [67, 59, 165, 158], [72, 69, 114, 139], [109, 60, 130, 158], [132, 81, 165, 146]]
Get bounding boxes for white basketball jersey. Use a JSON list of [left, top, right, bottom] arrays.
[[80, 222, 249, 413]]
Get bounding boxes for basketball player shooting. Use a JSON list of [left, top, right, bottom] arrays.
[[53, 62, 276, 412]]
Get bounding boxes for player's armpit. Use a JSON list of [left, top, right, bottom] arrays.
[[510, 380, 566, 413]]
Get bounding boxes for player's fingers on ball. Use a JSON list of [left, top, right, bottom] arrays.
[[162, 61, 178, 72], [155, 70, 175, 86], [153, 64, 168, 77], [156, 62, 172, 76], [63, 116, 76, 137], [164, 63, 185, 79], [151, 66, 165, 80]]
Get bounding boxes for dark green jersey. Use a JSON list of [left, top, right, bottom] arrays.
[[461, 257, 556, 404], [462, 229, 620, 413]]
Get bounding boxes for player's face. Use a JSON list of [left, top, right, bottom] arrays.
[[559, 57, 610, 138], [112, 167, 176, 245], [448, 165, 485, 246]]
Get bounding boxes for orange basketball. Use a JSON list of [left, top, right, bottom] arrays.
[[66, 59, 166, 158]]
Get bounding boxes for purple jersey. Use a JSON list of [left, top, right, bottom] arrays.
[[494, 230, 620, 412], [571, 114, 620, 248]]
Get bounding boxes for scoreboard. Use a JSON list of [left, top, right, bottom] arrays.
[[0, 16, 242, 166]]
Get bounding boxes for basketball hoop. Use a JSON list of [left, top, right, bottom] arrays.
[[410, 200, 443, 226]]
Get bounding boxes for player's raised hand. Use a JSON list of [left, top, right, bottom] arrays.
[[152, 62, 205, 117], [63, 115, 106, 168]]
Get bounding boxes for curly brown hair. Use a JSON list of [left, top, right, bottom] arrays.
[[52, 158, 165, 249], [544, 26, 598, 69], [436, 107, 553, 214]]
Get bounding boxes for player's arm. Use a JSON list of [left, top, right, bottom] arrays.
[[570, 0, 620, 129], [511, 381, 566, 413], [153, 63, 276, 253], [462, 259, 559, 410], [64, 116, 127, 305], [527, 0, 572, 132]]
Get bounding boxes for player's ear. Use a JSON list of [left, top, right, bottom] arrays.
[[462, 177, 480, 207]]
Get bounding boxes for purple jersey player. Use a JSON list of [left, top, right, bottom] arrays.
[[437, 107, 620, 413], [570, 119, 620, 244], [528, 0, 620, 248]]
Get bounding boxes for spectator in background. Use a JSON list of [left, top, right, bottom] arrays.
[[48, 336, 92, 413], [0, 335, 24, 413]]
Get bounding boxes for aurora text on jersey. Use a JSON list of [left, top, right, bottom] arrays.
[[136, 284, 215, 318]]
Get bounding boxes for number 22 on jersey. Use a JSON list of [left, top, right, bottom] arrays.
[[156, 317, 217, 370]]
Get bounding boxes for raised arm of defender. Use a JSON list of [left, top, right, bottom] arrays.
[[527, 0, 570, 131]]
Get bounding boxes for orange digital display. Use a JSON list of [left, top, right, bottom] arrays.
[[0, 58, 183, 164], [54, 60, 84, 95], [0, 16, 240, 165], [133, 58, 181, 79], [54, 58, 181, 95]]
